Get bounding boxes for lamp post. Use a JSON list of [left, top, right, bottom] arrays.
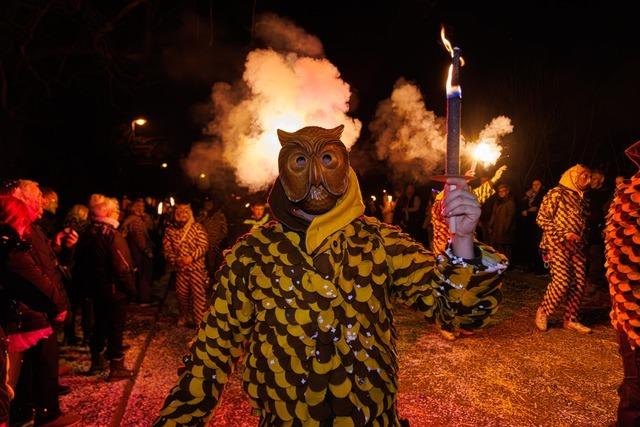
[[130, 117, 147, 140]]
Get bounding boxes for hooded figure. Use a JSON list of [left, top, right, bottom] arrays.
[[534, 164, 592, 334], [606, 141, 640, 426], [154, 125, 506, 426]]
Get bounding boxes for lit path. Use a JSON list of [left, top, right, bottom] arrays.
[[60, 272, 619, 426]]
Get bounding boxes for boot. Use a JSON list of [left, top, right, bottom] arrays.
[[85, 353, 106, 375], [106, 357, 133, 382], [563, 321, 592, 334], [535, 307, 548, 331]]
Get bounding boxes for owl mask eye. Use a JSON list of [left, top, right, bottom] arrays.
[[277, 125, 349, 214]]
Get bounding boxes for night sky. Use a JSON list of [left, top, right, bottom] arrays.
[[1, 0, 638, 207]]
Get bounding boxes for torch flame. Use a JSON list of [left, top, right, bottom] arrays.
[[440, 27, 454, 58], [440, 27, 465, 65], [472, 139, 502, 167], [441, 27, 464, 96]]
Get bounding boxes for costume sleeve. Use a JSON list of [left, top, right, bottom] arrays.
[[473, 180, 495, 205], [190, 224, 209, 261], [536, 189, 565, 243], [154, 241, 255, 426], [430, 194, 449, 256], [381, 224, 506, 330]]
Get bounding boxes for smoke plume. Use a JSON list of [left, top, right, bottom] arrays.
[[369, 79, 446, 184], [370, 79, 513, 184], [183, 14, 361, 192]]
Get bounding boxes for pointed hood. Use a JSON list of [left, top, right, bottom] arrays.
[[268, 167, 365, 254], [558, 164, 589, 196], [625, 140, 640, 170]]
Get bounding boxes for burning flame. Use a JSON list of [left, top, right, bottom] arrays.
[[371, 195, 376, 201], [471, 139, 502, 167], [440, 27, 465, 65], [157, 202, 163, 215], [441, 27, 464, 96]]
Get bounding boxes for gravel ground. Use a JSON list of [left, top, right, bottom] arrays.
[[59, 271, 619, 426]]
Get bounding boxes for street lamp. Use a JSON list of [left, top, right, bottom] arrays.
[[131, 117, 147, 139]]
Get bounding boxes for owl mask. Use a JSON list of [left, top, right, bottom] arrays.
[[277, 125, 349, 215]]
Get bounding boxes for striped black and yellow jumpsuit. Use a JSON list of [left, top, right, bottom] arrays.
[[163, 220, 210, 324], [536, 166, 589, 323]]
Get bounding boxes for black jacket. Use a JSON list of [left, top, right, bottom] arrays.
[[73, 220, 136, 302], [0, 224, 67, 334]]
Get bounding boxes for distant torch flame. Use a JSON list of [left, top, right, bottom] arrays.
[[472, 139, 502, 167], [157, 202, 163, 215], [371, 195, 376, 201]]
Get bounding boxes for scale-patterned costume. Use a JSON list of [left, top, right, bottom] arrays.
[[606, 154, 640, 347], [536, 165, 589, 322], [154, 126, 506, 426], [605, 142, 640, 425]]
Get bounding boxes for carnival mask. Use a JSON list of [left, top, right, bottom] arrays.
[[277, 125, 349, 215]]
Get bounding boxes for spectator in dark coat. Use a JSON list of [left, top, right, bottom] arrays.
[[2, 180, 80, 427], [74, 194, 136, 382], [121, 199, 154, 305], [196, 197, 228, 277], [0, 195, 79, 427], [585, 170, 609, 294], [519, 179, 546, 274], [489, 183, 516, 261]]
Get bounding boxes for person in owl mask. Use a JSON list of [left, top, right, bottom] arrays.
[[154, 125, 507, 426]]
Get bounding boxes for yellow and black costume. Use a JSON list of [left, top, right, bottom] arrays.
[[535, 164, 591, 332], [154, 126, 506, 426]]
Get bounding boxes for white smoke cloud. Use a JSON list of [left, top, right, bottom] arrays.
[[254, 13, 324, 58], [369, 79, 446, 184], [184, 14, 361, 193], [370, 79, 513, 184], [478, 116, 513, 141]]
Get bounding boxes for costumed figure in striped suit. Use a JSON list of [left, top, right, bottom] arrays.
[[534, 164, 592, 333], [163, 203, 209, 327], [605, 141, 640, 426], [154, 125, 506, 427]]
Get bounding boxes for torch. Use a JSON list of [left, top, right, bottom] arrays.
[[432, 27, 466, 234], [443, 29, 462, 177]]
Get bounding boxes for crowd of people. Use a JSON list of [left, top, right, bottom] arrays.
[[0, 140, 636, 426], [0, 179, 271, 426]]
